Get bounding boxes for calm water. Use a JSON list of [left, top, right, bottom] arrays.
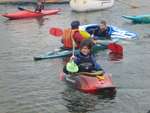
[[0, 1, 150, 113]]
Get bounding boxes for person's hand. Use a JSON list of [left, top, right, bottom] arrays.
[[92, 39, 97, 44], [92, 39, 101, 44], [70, 55, 76, 60], [91, 34, 94, 38]]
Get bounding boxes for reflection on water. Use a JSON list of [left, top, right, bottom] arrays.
[[62, 86, 116, 113], [35, 17, 47, 27], [108, 52, 123, 61]]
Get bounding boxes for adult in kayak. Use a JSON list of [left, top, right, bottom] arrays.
[[91, 20, 111, 40], [61, 20, 85, 50], [35, 0, 45, 12], [63, 39, 103, 74]]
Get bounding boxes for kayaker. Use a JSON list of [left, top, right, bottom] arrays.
[[63, 39, 103, 73], [93, 20, 111, 40], [61, 20, 85, 49], [35, 0, 45, 12]]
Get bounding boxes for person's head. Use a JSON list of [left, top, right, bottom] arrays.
[[37, 1, 42, 4], [100, 20, 107, 31], [79, 39, 94, 55], [37, 0, 43, 4], [71, 20, 80, 29]]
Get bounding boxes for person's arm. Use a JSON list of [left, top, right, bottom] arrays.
[[73, 31, 84, 43], [105, 27, 111, 39], [91, 55, 103, 71], [72, 54, 80, 65]]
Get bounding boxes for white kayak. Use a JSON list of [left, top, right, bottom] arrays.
[[69, 0, 114, 12], [79, 24, 137, 40]]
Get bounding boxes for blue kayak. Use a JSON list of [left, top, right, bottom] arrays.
[[122, 15, 150, 24], [79, 24, 137, 40]]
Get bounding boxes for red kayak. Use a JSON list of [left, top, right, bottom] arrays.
[[60, 72, 116, 95], [1, 9, 61, 20]]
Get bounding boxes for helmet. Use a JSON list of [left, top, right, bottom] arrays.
[[71, 20, 80, 29]]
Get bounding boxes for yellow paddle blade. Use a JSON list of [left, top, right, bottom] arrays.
[[79, 30, 91, 39], [66, 60, 79, 73]]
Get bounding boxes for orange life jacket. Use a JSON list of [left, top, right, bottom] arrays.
[[62, 28, 78, 49]]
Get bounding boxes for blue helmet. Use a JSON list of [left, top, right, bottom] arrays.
[[71, 20, 80, 29]]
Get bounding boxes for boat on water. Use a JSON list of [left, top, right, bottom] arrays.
[[79, 24, 137, 40], [0, 0, 68, 4], [69, 0, 114, 12], [1, 9, 61, 20], [60, 72, 116, 94], [34, 24, 135, 61], [122, 14, 150, 24], [33, 43, 108, 61]]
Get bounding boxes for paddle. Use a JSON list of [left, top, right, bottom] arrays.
[[18, 7, 36, 13], [108, 43, 123, 54], [17, 7, 42, 14], [49, 27, 123, 54], [66, 39, 79, 73], [77, 71, 103, 76], [49, 27, 63, 37], [49, 27, 90, 38], [72, 71, 105, 80]]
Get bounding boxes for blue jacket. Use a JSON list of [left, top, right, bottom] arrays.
[[74, 52, 102, 72], [93, 26, 111, 40]]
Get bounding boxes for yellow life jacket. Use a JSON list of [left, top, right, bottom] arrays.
[[79, 30, 91, 39], [62, 28, 78, 49]]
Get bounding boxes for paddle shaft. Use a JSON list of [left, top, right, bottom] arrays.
[[18, 7, 42, 14]]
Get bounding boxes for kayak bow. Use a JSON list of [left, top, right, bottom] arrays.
[[122, 15, 150, 24], [60, 72, 116, 94]]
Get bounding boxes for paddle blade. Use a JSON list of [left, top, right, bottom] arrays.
[[108, 43, 123, 54], [49, 27, 63, 37], [66, 60, 79, 73]]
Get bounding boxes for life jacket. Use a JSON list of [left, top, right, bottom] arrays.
[[76, 52, 95, 72], [62, 28, 78, 49]]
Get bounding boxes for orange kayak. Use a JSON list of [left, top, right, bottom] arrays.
[[60, 72, 116, 95], [2, 9, 61, 20]]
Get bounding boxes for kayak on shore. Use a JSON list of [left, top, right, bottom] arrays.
[[1, 8, 61, 20], [60, 71, 116, 94], [122, 15, 150, 24]]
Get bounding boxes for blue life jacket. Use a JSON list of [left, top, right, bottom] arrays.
[[74, 52, 101, 72]]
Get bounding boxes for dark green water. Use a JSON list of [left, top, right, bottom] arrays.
[[0, 1, 150, 113]]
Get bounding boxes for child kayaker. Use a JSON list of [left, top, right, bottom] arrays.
[[35, 0, 45, 12], [61, 20, 85, 49], [63, 39, 103, 73]]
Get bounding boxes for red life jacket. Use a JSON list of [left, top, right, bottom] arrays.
[[62, 28, 78, 49]]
